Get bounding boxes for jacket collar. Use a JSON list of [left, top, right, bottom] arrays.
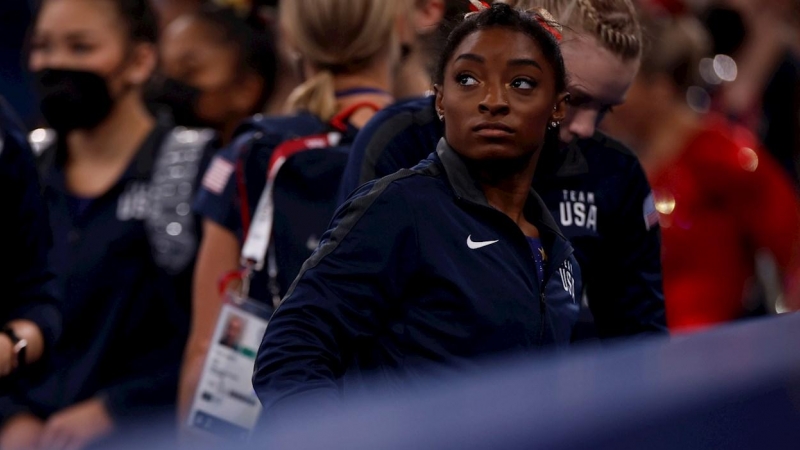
[[435, 138, 568, 241], [536, 138, 589, 179], [43, 124, 168, 194]]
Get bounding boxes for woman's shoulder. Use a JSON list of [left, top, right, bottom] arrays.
[[233, 112, 327, 146], [341, 157, 445, 209], [578, 131, 643, 170], [683, 115, 763, 171]]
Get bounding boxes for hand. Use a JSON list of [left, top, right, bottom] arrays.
[[39, 398, 115, 450], [0, 333, 17, 377]]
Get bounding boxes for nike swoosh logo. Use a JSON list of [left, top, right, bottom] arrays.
[[467, 235, 499, 250]]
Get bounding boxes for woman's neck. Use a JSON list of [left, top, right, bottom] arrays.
[[393, 48, 432, 99], [64, 93, 155, 197], [474, 152, 540, 228], [66, 93, 155, 164], [218, 120, 240, 147], [264, 60, 302, 116], [332, 62, 395, 128]]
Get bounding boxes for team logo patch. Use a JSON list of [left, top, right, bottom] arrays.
[[559, 190, 598, 232], [643, 192, 659, 230], [558, 260, 576, 302], [202, 158, 235, 195]]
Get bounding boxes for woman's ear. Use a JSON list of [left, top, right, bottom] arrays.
[[126, 42, 158, 86], [434, 84, 444, 120], [551, 92, 569, 123], [413, 0, 446, 34]]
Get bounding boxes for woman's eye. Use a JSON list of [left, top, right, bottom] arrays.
[[70, 42, 94, 54], [511, 78, 536, 90], [597, 105, 615, 123], [600, 105, 615, 115], [456, 74, 478, 86], [29, 39, 49, 52]]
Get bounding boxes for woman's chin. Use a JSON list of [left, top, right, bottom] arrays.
[[458, 142, 531, 163]]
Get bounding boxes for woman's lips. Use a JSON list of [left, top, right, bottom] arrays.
[[473, 122, 515, 138]]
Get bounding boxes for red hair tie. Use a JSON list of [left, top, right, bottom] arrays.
[[468, 0, 490, 12], [534, 9, 563, 42]]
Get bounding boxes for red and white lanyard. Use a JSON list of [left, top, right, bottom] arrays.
[[220, 101, 381, 299]]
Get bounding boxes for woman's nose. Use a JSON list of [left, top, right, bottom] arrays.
[[478, 82, 510, 115], [565, 108, 598, 139]]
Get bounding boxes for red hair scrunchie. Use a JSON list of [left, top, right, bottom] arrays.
[[468, 0, 490, 12], [534, 12, 563, 42]]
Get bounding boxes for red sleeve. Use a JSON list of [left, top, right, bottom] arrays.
[[698, 121, 800, 299]]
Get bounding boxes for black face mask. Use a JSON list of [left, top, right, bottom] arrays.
[[144, 77, 211, 128], [35, 68, 115, 133]]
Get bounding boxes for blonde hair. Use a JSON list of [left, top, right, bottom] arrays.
[[639, 15, 711, 92], [497, 0, 642, 60], [280, 0, 403, 121]]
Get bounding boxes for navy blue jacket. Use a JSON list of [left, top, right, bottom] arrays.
[[0, 97, 61, 353], [194, 113, 359, 306], [339, 96, 666, 338], [19, 124, 213, 423], [253, 141, 582, 414]]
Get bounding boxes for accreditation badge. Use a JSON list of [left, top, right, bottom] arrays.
[[187, 290, 272, 441]]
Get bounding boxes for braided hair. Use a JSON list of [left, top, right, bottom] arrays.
[[499, 0, 642, 61]]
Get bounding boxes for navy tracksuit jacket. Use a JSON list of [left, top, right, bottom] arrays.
[[14, 123, 213, 424], [338, 96, 666, 338], [254, 141, 581, 414], [0, 97, 61, 355]]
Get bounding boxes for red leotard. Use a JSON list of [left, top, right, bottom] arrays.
[[648, 114, 800, 331]]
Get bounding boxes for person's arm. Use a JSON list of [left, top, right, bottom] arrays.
[[254, 179, 418, 416], [39, 283, 189, 450], [39, 339, 186, 450], [0, 102, 62, 374], [176, 141, 254, 430], [177, 220, 240, 425], [732, 146, 800, 310], [0, 320, 45, 375], [586, 158, 667, 338]]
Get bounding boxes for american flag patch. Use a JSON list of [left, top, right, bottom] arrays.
[[201, 158, 234, 195], [643, 192, 659, 230]]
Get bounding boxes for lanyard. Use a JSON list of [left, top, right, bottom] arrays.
[[221, 101, 381, 299]]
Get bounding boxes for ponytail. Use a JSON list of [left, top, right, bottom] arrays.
[[285, 70, 338, 121]]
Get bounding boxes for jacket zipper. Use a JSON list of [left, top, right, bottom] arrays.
[[460, 198, 574, 345], [537, 245, 573, 343]]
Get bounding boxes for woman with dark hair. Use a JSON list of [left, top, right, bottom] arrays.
[[253, 2, 576, 417], [147, 2, 279, 145], [337, 0, 668, 341], [179, 0, 409, 430], [0, 0, 213, 448]]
